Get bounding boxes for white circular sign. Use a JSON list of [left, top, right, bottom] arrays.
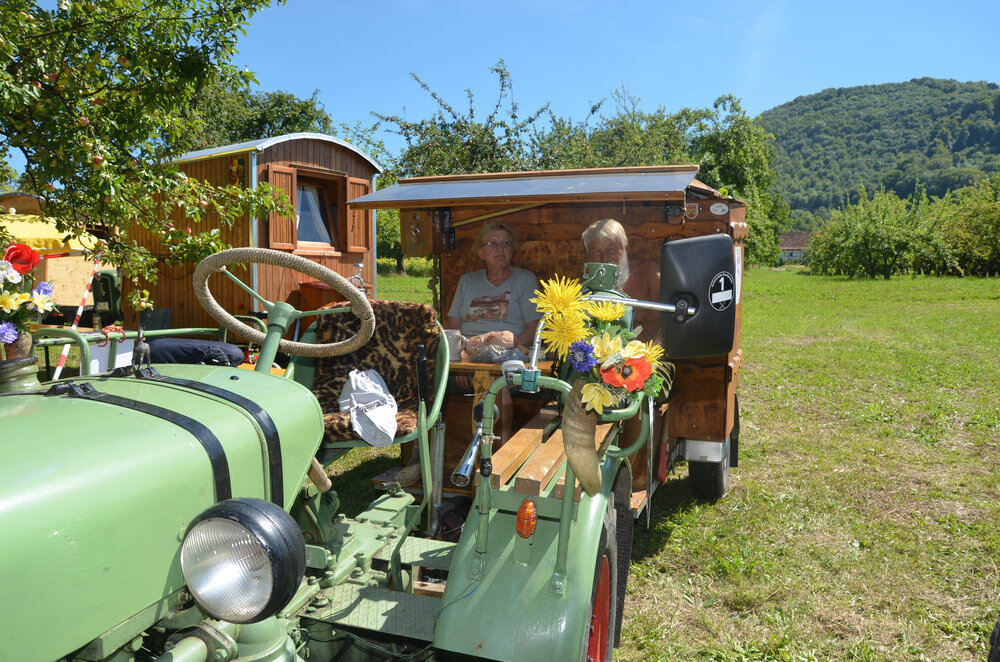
[[709, 271, 734, 311], [710, 202, 729, 216]]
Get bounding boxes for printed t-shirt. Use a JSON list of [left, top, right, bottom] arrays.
[[447, 268, 542, 338]]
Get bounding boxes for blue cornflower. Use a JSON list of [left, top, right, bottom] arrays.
[[0, 321, 17, 344], [32, 281, 54, 297], [568, 340, 598, 373]]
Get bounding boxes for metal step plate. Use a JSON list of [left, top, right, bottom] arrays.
[[311, 583, 439, 641], [373, 536, 456, 571]]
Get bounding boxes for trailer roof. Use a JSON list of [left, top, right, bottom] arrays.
[[173, 132, 382, 173], [348, 165, 700, 209]]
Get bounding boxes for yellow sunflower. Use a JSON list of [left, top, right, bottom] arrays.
[[644, 340, 665, 367], [587, 299, 627, 322], [539, 310, 588, 359], [580, 382, 614, 415], [531, 276, 587, 317]]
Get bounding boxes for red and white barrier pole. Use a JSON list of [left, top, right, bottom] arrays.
[[50, 255, 101, 381]]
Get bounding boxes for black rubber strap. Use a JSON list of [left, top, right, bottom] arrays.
[[43, 381, 232, 502], [133, 368, 283, 507]]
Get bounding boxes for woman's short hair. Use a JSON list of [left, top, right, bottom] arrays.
[[473, 221, 518, 254], [582, 218, 628, 252]]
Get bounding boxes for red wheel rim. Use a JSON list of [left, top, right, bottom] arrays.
[[586, 554, 611, 662]]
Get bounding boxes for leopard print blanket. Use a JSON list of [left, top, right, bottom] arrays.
[[311, 300, 439, 443]]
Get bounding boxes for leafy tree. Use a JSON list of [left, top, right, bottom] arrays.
[[180, 75, 334, 152], [374, 60, 550, 178], [0, 0, 290, 306]]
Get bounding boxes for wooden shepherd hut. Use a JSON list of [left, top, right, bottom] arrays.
[[123, 133, 381, 329]]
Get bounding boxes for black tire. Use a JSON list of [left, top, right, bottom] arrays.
[[730, 392, 740, 468], [582, 496, 618, 662], [689, 459, 729, 501], [989, 615, 1000, 662], [612, 473, 633, 648]]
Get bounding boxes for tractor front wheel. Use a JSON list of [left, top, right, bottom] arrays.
[[584, 497, 618, 662]]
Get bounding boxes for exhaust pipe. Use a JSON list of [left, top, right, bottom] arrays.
[[451, 402, 498, 488]]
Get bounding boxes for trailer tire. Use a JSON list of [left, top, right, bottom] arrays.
[[689, 459, 729, 501], [584, 497, 618, 662], [990, 615, 1000, 662], [730, 392, 740, 468]]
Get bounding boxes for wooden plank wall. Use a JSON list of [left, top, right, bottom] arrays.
[[256, 140, 377, 311], [123, 151, 252, 330], [123, 139, 378, 331]]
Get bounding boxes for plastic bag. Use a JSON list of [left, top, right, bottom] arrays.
[[338, 369, 398, 446]]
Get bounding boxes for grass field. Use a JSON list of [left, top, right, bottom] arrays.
[[617, 268, 1000, 661]]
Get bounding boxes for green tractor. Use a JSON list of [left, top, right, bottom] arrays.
[[0, 200, 737, 661]]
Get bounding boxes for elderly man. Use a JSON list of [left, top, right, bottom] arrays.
[[582, 218, 661, 343]]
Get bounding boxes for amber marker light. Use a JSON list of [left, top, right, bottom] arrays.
[[516, 499, 537, 538]]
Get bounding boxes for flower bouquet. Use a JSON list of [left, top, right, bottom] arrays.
[[1, 243, 56, 361], [530, 276, 667, 495]]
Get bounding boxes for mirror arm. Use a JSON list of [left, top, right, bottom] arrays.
[[583, 294, 696, 316]]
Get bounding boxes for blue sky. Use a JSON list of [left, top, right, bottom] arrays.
[[9, 0, 1000, 172], [233, 0, 1000, 155]]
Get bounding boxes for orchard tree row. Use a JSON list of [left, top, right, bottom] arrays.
[[808, 173, 1000, 278]]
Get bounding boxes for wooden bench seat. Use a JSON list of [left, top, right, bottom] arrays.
[[483, 411, 618, 499], [479, 409, 558, 488]]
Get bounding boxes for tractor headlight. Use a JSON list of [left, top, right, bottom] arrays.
[[180, 498, 305, 624]]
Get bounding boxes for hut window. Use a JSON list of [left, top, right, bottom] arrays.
[[296, 183, 334, 245]]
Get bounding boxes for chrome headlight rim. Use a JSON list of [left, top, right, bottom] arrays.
[[181, 497, 305, 624]]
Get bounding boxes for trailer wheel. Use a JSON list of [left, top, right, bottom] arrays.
[[689, 459, 729, 501], [584, 498, 618, 662], [730, 392, 740, 468], [990, 615, 1000, 662]]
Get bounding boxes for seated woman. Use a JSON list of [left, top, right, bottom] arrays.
[[446, 221, 541, 389]]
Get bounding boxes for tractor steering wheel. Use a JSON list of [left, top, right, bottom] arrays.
[[192, 248, 374, 358]]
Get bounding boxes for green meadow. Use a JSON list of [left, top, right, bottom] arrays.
[[619, 268, 1000, 661]]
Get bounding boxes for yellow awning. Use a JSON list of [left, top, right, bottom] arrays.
[[1, 215, 98, 256]]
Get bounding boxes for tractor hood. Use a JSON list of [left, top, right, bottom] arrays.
[[0, 364, 324, 661]]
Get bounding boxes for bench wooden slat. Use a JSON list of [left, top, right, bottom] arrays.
[[552, 423, 616, 501], [485, 409, 559, 488], [513, 429, 567, 496]]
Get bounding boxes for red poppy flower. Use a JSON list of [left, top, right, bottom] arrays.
[[4, 243, 40, 274], [600, 356, 652, 392]]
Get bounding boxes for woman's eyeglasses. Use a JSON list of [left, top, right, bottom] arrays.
[[484, 240, 513, 249]]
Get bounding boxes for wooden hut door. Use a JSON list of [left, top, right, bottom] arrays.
[[267, 165, 297, 250], [346, 177, 372, 253]]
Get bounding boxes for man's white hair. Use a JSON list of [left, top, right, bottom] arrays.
[[582, 218, 628, 253]]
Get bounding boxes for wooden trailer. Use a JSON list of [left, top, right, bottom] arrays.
[[123, 133, 381, 329], [349, 165, 747, 505]]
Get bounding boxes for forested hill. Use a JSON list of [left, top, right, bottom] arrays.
[[757, 78, 1000, 226]]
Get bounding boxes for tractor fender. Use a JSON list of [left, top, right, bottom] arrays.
[[434, 454, 625, 661]]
